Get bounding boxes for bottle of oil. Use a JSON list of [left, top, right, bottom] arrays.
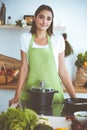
[[1, 3, 6, 24]]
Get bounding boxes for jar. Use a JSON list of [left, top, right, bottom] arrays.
[[1, 3, 6, 24], [7, 16, 11, 25], [21, 19, 27, 27]]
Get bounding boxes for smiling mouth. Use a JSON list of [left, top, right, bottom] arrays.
[[41, 24, 48, 27]]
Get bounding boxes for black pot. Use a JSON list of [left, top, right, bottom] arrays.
[[28, 87, 58, 108], [63, 98, 87, 115]]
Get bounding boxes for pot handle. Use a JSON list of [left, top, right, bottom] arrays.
[[26, 89, 31, 92], [54, 90, 59, 93]]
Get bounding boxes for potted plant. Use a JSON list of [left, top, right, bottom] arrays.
[[74, 51, 87, 87], [75, 51, 87, 69]]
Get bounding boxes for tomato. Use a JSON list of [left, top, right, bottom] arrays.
[[1, 70, 5, 75]]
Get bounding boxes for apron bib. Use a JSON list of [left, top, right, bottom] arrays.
[[21, 34, 64, 103]]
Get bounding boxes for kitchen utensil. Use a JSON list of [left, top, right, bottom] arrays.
[[63, 98, 87, 115], [27, 81, 58, 108]]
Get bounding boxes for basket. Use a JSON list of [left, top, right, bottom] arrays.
[[0, 54, 21, 69], [0, 54, 21, 84], [0, 75, 14, 85], [74, 66, 87, 87]]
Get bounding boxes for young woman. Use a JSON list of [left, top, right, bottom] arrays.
[[9, 4, 76, 108]]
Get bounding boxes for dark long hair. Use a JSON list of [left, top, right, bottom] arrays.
[[30, 4, 54, 36]]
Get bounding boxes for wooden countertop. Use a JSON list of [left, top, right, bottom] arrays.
[[0, 84, 17, 90], [0, 79, 17, 90], [0, 82, 87, 93], [63, 85, 87, 93]]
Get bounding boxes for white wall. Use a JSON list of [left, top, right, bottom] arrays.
[[0, 0, 87, 80]]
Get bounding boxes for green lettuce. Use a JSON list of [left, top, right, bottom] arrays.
[[0, 108, 38, 130]]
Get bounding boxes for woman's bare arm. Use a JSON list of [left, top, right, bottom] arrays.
[[58, 51, 76, 98], [9, 50, 29, 105]]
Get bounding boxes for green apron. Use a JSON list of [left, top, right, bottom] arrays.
[[21, 34, 64, 105]]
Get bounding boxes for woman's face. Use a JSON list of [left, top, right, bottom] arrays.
[[34, 10, 53, 31]]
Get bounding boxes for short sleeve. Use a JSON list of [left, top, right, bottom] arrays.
[[57, 34, 65, 53], [20, 32, 32, 53], [51, 33, 65, 72], [51, 33, 65, 54]]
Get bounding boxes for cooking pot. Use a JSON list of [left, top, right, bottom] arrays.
[[63, 98, 87, 115], [27, 81, 58, 108]]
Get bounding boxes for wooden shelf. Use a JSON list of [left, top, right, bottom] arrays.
[[0, 25, 66, 31], [0, 25, 31, 30]]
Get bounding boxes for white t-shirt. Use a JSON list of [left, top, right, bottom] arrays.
[[20, 32, 65, 72]]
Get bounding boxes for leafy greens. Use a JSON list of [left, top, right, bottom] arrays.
[[0, 108, 38, 130]]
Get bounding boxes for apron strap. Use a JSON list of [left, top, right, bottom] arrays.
[[47, 34, 58, 72]]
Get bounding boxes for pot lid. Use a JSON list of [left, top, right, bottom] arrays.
[[30, 81, 55, 93], [30, 87, 54, 93]]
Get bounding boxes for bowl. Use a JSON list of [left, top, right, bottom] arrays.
[[74, 111, 87, 125]]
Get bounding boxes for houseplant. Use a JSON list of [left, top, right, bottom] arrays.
[[74, 51, 87, 87], [75, 51, 87, 69]]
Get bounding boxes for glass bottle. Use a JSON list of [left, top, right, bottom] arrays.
[[1, 3, 6, 24]]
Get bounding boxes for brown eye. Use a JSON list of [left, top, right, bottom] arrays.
[[39, 15, 44, 19], [47, 17, 52, 21]]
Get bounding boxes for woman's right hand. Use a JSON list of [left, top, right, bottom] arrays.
[[9, 97, 19, 107]]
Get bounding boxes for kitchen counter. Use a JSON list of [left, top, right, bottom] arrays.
[[63, 85, 87, 93], [0, 86, 86, 114], [0, 83, 87, 93], [43, 116, 72, 130]]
